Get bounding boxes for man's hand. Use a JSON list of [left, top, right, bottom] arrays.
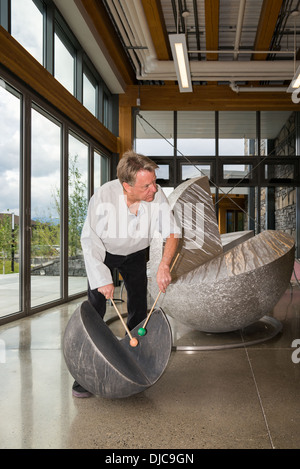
[[156, 234, 179, 293], [98, 283, 114, 299], [156, 262, 172, 293]]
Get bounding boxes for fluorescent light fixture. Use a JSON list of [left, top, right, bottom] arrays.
[[287, 64, 300, 93], [169, 34, 193, 92]]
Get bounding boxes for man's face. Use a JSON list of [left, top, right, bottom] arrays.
[[125, 170, 157, 203]]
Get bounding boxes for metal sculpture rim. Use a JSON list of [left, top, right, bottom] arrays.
[[106, 314, 282, 352]]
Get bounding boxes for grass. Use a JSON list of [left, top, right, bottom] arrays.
[[0, 260, 19, 274]]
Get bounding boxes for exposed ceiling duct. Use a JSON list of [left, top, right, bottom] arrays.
[[104, 0, 298, 87], [53, 0, 300, 95]]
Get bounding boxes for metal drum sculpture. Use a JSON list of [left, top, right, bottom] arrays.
[[149, 176, 295, 333], [63, 301, 172, 398]]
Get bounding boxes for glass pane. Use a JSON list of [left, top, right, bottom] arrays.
[[219, 111, 256, 156], [94, 150, 109, 193], [11, 0, 43, 64], [213, 187, 248, 235], [177, 111, 215, 156], [182, 164, 210, 180], [261, 111, 294, 157], [31, 107, 62, 307], [223, 164, 252, 180], [54, 32, 75, 95], [94, 151, 101, 193], [0, 83, 21, 317], [103, 93, 109, 128], [68, 134, 88, 295], [83, 72, 96, 116], [136, 111, 174, 156], [101, 154, 109, 185], [156, 164, 169, 180], [265, 164, 294, 182]]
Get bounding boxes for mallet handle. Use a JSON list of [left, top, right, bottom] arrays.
[[143, 252, 180, 329], [110, 297, 133, 340]]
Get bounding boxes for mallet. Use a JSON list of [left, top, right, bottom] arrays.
[[138, 252, 180, 336], [110, 297, 139, 347]]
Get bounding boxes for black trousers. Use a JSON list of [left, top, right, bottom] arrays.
[[88, 248, 148, 331]]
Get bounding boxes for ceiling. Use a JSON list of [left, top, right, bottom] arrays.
[[53, 0, 300, 95]]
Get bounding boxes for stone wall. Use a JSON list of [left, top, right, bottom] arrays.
[[31, 256, 86, 276], [273, 112, 296, 240], [246, 112, 297, 240], [275, 187, 296, 238]]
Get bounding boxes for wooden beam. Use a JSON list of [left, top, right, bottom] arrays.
[[0, 26, 118, 153], [120, 84, 299, 111], [119, 105, 134, 156], [253, 0, 284, 60], [78, 0, 136, 85], [205, 0, 219, 61], [141, 0, 171, 60]]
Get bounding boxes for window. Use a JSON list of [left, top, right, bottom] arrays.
[[0, 82, 21, 317], [6, 0, 116, 132], [68, 133, 88, 295], [177, 111, 215, 156], [181, 164, 211, 180], [94, 150, 110, 193], [31, 106, 62, 307], [54, 27, 75, 95], [136, 111, 174, 156], [83, 69, 97, 117], [11, 0, 44, 64], [219, 111, 256, 156]]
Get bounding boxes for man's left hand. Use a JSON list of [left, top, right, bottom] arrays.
[[156, 262, 171, 293]]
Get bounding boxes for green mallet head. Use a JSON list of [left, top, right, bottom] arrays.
[[138, 327, 147, 336]]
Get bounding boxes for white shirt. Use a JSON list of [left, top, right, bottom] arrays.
[[81, 179, 181, 289]]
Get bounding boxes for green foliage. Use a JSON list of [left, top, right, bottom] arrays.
[[68, 155, 88, 256], [0, 211, 18, 274], [53, 154, 87, 257], [31, 221, 60, 258], [0, 259, 19, 274]]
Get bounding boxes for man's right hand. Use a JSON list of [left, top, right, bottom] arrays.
[[98, 283, 114, 299]]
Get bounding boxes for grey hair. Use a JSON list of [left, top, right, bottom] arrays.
[[117, 150, 158, 186]]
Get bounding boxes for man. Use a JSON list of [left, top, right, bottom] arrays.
[[72, 150, 180, 398]]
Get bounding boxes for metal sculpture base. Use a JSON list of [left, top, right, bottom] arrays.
[[63, 301, 172, 399], [170, 316, 282, 351], [108, 314, 282, 351]]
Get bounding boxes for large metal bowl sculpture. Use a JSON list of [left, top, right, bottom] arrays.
[[149, 176, 295, 333], [63, 301, 172, 398]]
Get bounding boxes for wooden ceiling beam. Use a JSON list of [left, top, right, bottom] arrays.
[[121, 84, 298, 111], [205, 0, 219, 61], [253, 0, 284, 60], [78, 0, 136, 85], [141, 0, 171, 60]]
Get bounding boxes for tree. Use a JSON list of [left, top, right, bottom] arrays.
[[0, 211, 18, 274], [53, 154, 87, 256], [31, 221, 60, 258]]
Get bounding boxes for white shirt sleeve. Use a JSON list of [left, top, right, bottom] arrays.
[[80, 195, 113, 290]]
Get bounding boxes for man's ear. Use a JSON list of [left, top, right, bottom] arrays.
[[122, 182, 132, 193]]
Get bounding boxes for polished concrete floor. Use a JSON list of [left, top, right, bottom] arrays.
[[0, 281, 300, 450]]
